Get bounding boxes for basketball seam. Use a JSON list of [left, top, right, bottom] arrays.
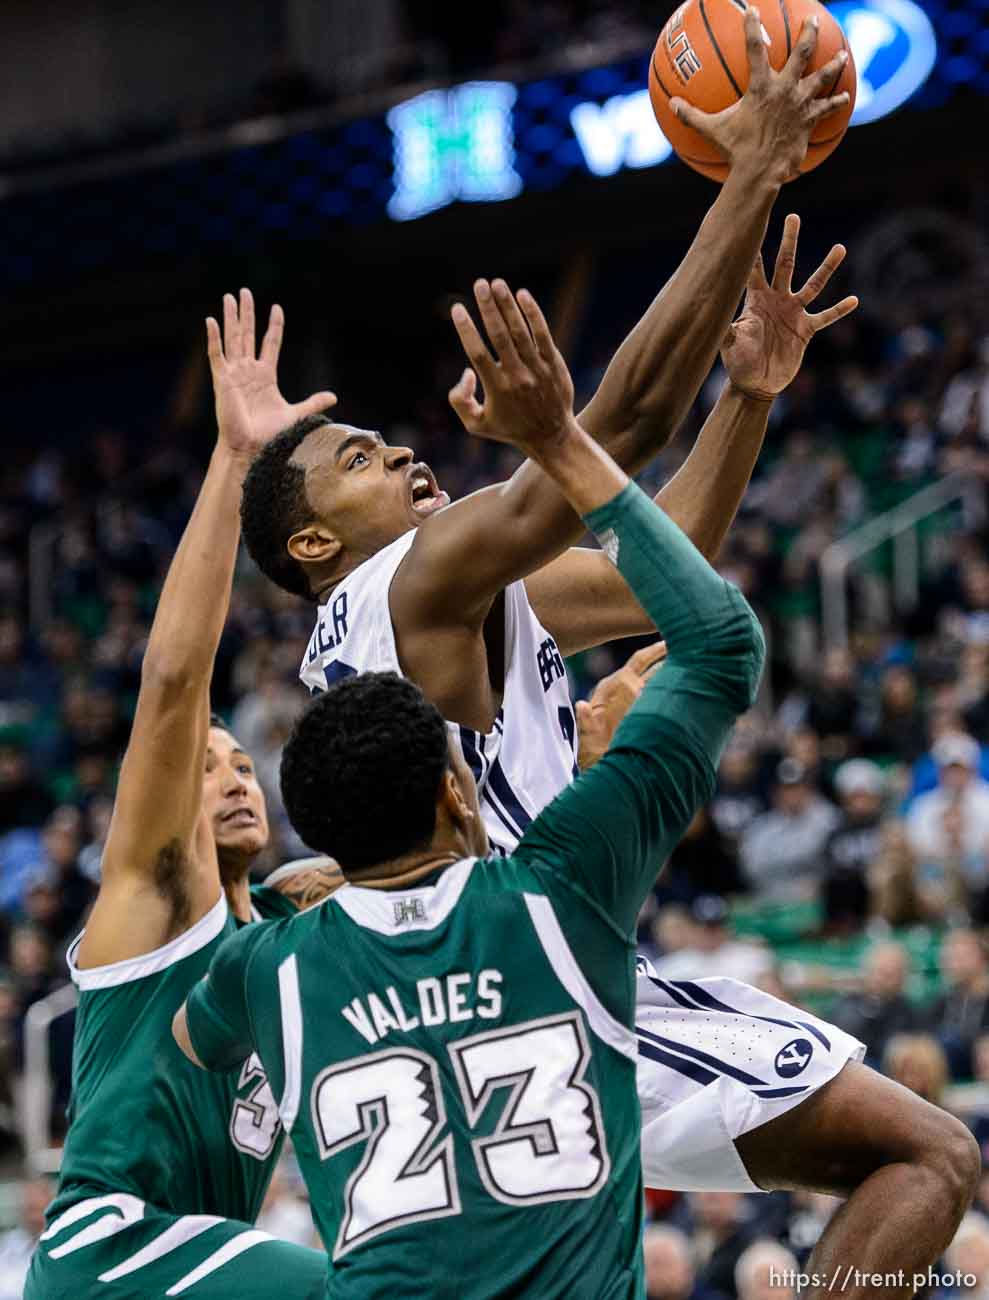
[[807, 127, 846, 146], [699, 0, 743, 99], [779, 0, 793, 58], [650, 53, 675, 100]]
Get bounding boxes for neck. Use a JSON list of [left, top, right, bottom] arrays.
[[344, 848, 465, 891], [218, 851, 255, 922]]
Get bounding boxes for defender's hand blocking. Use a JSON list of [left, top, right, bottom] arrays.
[[449, 280, 577, 457], [670, 8, 850, 185], [207, 288, 337, 459], [576, 642, 668, 771], [722, 213, 859, 401]]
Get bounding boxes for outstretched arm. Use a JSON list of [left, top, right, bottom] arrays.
[[464, 396, 764, 931], [78, 293, 335, 968], [525, 215, 859, 654]]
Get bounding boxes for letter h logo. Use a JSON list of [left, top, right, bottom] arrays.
[[388, 82, 523, 221]]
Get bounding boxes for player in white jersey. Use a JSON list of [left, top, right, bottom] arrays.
[[235, 30, 975, 1293], [298, 524, 576, 855]]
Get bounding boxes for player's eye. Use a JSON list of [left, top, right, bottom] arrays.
[[237, 763, 253, 776], [348, 451, 369, 469]]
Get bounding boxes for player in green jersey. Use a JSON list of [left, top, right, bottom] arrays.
[[174, 298, 767, 1299], [27, 292, 340, 1300]]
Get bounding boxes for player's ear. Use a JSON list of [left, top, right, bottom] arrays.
[[287, 524, 341, 566], [439, 767, 474, 829]]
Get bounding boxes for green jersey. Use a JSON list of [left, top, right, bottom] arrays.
[[49, 883, 296, 1226], [188, 482, 765, 1299]]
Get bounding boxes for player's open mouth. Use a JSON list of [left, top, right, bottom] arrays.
[[221, 809, 258, 827], [408, 465, 449, 516]]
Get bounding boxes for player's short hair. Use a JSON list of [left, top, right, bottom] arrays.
[[280, 672, 450, 870], [240, 415, 334, 600]]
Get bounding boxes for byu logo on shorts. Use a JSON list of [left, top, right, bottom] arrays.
[[775, 1038, 814, 1078]]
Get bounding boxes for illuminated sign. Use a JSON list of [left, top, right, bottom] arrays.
[[570, 90, 673, 177], [835, 0, 939, 125], [387, 81, 522, 221], [384, 0, 938, 214]]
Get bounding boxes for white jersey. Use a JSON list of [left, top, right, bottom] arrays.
[[299, 530, 578, 856]]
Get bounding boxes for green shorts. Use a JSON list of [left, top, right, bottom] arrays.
[[26, 1192, 326, 1299]]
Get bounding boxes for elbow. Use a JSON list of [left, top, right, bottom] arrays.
[[689, 588, 766, 712], [140, 653, 201, 697], [738, 605, 767, 709]]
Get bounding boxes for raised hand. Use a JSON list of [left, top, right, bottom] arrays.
[[448, 279, 577, 457], [670, 7, 850, 186], [576, 642, 668, 771], [207, 288, 336, 459], [722, 213, 859, 401]]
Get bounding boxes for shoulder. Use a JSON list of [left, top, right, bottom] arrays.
[[258, 857, 345, 914]]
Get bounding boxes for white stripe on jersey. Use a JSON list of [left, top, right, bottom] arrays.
[[277, 955, 304, 1134]]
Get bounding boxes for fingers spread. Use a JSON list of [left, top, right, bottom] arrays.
[[222, 293, 240, 360], [491, 280, 539, 369], [517, 289, 558, 367], [205, 317, 224, 370], [296, 391, 338, 420], [749, 252, 770, 293], [627, 641, 668, 678], [448, 367, 484, 430], [772, 214, 800, 292], [743, 7, 771, 91], [260, 303, 285, 366], [240, 288, 256, 361], [451, 303, 497, 384], [808, 294, 859, 332], [806, 91, 850, 125], [803, 47, 848, 99], [796, 243, 845, 305], [669, 97, 710, 134], [474, 279, 516, 370], [785, 15, 819, 82]]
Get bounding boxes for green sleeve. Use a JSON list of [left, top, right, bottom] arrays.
[[516, 482, 765, 935], [186, 925, 266, 1072]]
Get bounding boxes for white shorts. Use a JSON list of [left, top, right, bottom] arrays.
[[635, 959, 865, 1193]]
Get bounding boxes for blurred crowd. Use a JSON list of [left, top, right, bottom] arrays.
[[0, 227, 986, 1294]]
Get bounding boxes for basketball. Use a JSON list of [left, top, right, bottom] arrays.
[[649, 0, 856, 181]]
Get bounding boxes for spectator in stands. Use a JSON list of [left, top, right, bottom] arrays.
[[962, 1032, 989, 1164], [709, 742, 767, 854], [907, 736, 989, 902], [650, 895, 773, 985], [819, 759, 886, 932], [0, 736, 52, 836], [734, 1239, 799, 1300], [748, 430, 829, 529], [868, 820, 946, 926], [0, 806, 86, 930], [658, 809, 745, 907], [883, 1033, 950, 1106], [859, 664, 928, 765], [806, 648, 860, 763], [938, 1213, 989, 1300], [739, 760, 841, 903], [0, 1177, 52, 1299], [675, 1192, 756, 1299], [643, 1223, 728, 1300], [927, 929, 989, 1079], [940, 336, 989, 442], [832, 942, 920, 1068], [0, 976, 20, 1161]]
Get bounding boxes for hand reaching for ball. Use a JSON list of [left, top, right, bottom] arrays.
[[721, 213, 859, 402], [654, 4, 854, 185]]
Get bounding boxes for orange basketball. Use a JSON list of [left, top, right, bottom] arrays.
[[649, 0, 856, 181]]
